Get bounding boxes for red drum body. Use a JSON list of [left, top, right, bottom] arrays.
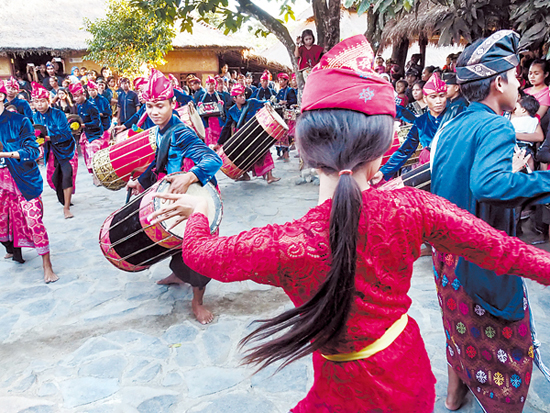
[[217, 105, 288, 179], [176, 104, 205, 140], [99, 172, 223, 272], [92, 128, 157, 191]]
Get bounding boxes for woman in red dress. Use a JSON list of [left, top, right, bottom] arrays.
[[149, 36, 550, 413]]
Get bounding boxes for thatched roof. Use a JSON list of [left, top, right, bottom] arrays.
[[0, 0, 107, 54], [379, 2, 453, 50], [0, 0, 248, 55]]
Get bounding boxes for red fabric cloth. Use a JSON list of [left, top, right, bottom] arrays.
[[31, 82, 50, 100], [298, 44, 324, 70], [301, 35, 396, 118], [143, 69, 173, 102], [423, 72, 447, 95], [181, 188, 550, 412]]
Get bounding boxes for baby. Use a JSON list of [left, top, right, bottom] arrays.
[[394, 80, 409, 107], [511, 94, 540, 171]]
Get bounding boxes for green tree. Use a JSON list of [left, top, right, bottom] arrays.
[[131, 0, 341, 86], [84, 0, 176, 78]]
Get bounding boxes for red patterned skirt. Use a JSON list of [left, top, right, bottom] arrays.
[[79, 131, 109, 174], [0, 168, 50, 255], [433, 250, 533, 413]]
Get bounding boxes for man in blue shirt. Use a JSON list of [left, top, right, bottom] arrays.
[[5, 77, 33, 119], [251, 72, 276, 101], [127, 69, 222, 325], [88, 80, 112, 137], [69, 82, 105, 184], [117, 77, 140, 125], [431, 30, 550, 412], [218, 84, 280, 183], [275, 72, 297, 161], [0, 80, 58, 283], [32, 82, 77, 219]]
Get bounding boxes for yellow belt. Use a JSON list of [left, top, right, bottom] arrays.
[[322, 314, 409, 362]]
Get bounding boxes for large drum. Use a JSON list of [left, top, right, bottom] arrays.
[[92, 128, 157, 191], [380, 163, 431, 192], [176, 103, 205, 140], [217, 104, 288, 179], [99, 172, 223, 272]]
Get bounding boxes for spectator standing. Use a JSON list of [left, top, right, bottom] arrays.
[[116, 77, 140, 125]]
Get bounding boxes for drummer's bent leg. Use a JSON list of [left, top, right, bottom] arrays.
[[168, 254, 214, 324]]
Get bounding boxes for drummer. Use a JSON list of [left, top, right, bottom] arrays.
[[275, 73, 297, 162], [218, 84, 281, 183], [197, 76, 225, 147], [32, 82, 78, 219], [372, 73, 448, 183], [0, 80, 58, 283], [113, 77, 152, 134], [88, 80, 112, 141], [251, 72, 276, 101], [126, 69, 222, 324], [69, 82, 106, 185]]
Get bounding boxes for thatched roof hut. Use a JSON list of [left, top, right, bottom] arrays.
[[0, 0, 288, 78], [379, 2, 466, 50]]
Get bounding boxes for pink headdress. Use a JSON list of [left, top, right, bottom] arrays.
[[205, 76, 216, 84], [230, 84, 246, 97], [87, 80, 98, 90], [68, 82, 85, 96], [133, 77, 148, 90], [301, 35, 396, 118], [0, 80, 8, 96], [260, 72, 270, 81], [31, 82, 50, 100], [6, 76, 19, 90], [423, 72, 447, 95], [277, 73, 289, 80], [142, 69, 174, 102]]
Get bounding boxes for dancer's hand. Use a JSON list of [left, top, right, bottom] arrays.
[[148, 192, 208, 229], [370, 171, 384, 185], [512, 147, 531, 173], [126, 179, 143, 196], [167, 172, 198, 194]]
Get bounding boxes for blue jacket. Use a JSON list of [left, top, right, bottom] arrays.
[[219, 98, 266, 146], [117, 90, 140, 124], [174, 88, 194, 107], [5, 97, 33, 120], [33, 107, 75, 163], [439, 94, 469, 127], [251, 87, 276, 101], [275, 87, 297, 107], [380, 109, 444, 180], [0, 110, 42, 200], [77, 99, 103, 142], [432, 102, 550, 320], [92, 94, 113, 131], [123, 105, 180, 131], [138, 115, 221, 189]]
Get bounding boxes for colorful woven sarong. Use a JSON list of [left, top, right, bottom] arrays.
[[0, 168, 50, 255], [433, 250, 533, 413]]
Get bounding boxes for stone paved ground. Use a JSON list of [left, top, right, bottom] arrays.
[[0, 150, 549, 413]]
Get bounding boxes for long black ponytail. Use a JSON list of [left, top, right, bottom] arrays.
[[240, 110, 394, 371]]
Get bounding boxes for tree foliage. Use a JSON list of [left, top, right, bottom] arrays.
[[511, 0, 550, 57], [84, 0, 175, 78]]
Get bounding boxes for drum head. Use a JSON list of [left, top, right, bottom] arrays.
[[153, 173, 222, 238], [188, 103, 206, 139]]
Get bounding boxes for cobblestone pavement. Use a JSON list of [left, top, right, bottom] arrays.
[[0, 151, 548, 413]]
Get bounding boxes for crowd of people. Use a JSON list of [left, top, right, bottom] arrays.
[[1, 27, 550, 413]]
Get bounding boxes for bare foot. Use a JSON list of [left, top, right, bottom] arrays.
[[44, 267, 59, 283], [64, 208, 74, 219], [445, 366, 469, 410], [236, 173, 250, 182], [157, 273, 185, 285], [192, 300, 214, 324], [4, 253, 13, 259], [267, 176, 281, 184], [420, 244, 432, 257]]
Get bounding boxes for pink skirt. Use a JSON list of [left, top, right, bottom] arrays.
[[80, 131, 109, 174], [252, 151, 274, 177], [46, 150, 78, 193], [0, 169, 50, 255], [205, 117, 222, 146]]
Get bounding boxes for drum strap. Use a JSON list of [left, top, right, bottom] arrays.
[[236, 102, 252, 130]]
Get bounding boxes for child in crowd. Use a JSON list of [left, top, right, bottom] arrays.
[[512, 94, 540, 171], [394, 80, 409, 107], [374, 56, 385, 74]]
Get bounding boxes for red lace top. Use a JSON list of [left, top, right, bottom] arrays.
[[182, 188, 550, 413]]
